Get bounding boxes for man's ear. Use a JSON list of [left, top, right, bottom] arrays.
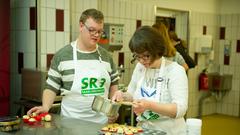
[[79, 22, 84, 31], [79, 21, 84, 27]]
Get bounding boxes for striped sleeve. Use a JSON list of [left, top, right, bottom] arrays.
[[45, 54, 62, 94], [110, 57, 120, 85]]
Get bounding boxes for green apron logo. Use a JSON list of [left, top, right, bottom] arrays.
[[137, 110, 160, 122], [81, 77, 106, 95]]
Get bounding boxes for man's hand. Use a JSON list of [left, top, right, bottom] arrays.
[[27, 106, 49, 116], [111, 90, 123, 102]]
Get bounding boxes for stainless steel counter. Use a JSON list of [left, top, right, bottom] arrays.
[[1, 114, 103, 135]]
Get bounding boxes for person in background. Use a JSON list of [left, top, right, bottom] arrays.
[[27, 8, 123, 124], [169, 31, 196, 69], [152, 22, 189, 71], [126, 26, 188, 135]]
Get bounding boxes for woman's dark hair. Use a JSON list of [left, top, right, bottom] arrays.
[[129, 26, 166, 62]]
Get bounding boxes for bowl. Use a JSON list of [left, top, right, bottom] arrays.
[[0, 116, 20, 132]]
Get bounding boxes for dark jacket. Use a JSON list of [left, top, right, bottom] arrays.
[[175, 41, 196, 68]]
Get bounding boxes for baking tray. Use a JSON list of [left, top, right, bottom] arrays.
[[98, 128, 167, 135]]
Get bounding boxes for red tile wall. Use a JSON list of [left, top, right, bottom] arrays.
[[224, 55, 230, 65], [56, 9, 64, 31], [118, 52, 124, 67], [203, 25, 207, 35], [220, 27, 225, 40], [30, 7, 36, 30], [18, 52, 23, 74], [47, 54, 54, 69], [237, 40, 240, 53], [136, 20, 142, 29], [0, 0, 10, 116]]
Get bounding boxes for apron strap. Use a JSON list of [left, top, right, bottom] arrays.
[[136, 57, 166, 100], [72, 41, 77, 65], [156, 57, 165, 100]]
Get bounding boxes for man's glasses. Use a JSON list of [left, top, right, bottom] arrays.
[[131, 53, 151, 63], [83, 23, 105, 36]]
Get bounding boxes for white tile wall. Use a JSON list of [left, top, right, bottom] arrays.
[[55, 32, 65, 51], [214, 13, 240, 116], [10, 8, 16, 30], [15, 8, 29, 30], [46, 0, 55, 8], [64, 0, 69, 10], [136, 3, 143, 20], [64, 10, 70, 32], [10, 54, 17, 74], [46, 31, 56, 53], [125, 1, 132, 19], [107, 0, 114, 17], [113, 0, 120, 18], [15, 31, 26, 52], [41, 54, 47, 68], [41, 31, 47, 54], [10, 0, 39, 115], [65, 32, 70, 45], [27, 31, 36, 53], [56, 0, 65, 9], [13, 0, 35, 7], [40, 7, 47, 30], [46, 8, 55, 31], [40, 0, 46, 7], [119, 0, 126, 19], [24, 53, 36, 68]]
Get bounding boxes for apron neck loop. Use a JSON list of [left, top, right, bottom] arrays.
[[72, 40, 102, 63], [96, 46, 102, 63]]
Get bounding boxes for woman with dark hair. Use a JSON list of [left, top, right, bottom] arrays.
[[169, 31, 196, 68], [126, 26, 188, 135]]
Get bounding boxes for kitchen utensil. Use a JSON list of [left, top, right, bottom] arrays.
[[0, 116, 20, 132], [92, 96, 121, 117], [117, 101, 133, 106]]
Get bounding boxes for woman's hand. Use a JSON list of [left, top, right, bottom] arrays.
[[132, 99, 150, 115], [108, 113, 119, 124]]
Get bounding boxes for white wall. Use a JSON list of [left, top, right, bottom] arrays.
[[136, 0, 220, 13], [220, 0, 240, 14]]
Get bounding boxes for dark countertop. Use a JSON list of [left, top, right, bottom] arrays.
[[1, 114, 103, 135]]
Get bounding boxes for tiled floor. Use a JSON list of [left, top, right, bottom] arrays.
[[202, 114, 240, 135]]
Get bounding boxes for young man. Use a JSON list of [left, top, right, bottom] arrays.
[[28, 9, 122, 124]]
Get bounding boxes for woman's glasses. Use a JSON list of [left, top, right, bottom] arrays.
[[83, 23, 105, 36], [131, 53, 151, 63]]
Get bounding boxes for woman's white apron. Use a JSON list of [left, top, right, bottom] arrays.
[[134, 57, 186, 135]]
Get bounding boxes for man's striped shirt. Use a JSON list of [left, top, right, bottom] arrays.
[[45, 44, 119, 94]]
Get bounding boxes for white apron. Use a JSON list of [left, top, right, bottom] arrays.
[[61, 41, 111, 124], [134, 57, 186, 135]]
